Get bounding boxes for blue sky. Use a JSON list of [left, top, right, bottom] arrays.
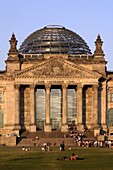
[[0, 0, 113, 70]]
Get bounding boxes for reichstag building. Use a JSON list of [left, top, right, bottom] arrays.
[[0, 25, 113, 135]]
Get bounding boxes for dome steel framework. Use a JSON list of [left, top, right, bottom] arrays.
[[19, 25, 92, 55]]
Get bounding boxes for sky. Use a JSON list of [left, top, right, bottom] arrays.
[[0, 0, 113, 70]]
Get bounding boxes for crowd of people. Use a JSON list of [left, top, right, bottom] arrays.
[[68, 122, 85, 143], [32, 122, 113, 150], [68, 121, 113, 149], [74, 139, 113, 148]]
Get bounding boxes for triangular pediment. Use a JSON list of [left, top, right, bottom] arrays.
[[14, 57, 101, 79]]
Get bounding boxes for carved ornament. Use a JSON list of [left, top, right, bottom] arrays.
[[107, 87, 113, 92], [13, 57, 101, 79], [30, 84, 35, 89], [45, 83, 51, 90], [62, 83, 68, 89], [14, 84, 20, 89]]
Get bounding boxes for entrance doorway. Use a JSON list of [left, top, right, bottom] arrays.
[[67, 85, 77, 125], [35, 86, 45, 130], [50, 85, 62, 130], [35, 85, 77, 131]]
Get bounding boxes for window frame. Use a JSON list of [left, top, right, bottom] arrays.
[[110, 93, 113, 102], [0, 91, 3, 103]]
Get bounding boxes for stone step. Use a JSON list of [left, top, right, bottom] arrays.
[[17, 138, 75, 147], [20, 130, 30, 137], [84, 130, 94, 138], [21, 130, 68, 138]]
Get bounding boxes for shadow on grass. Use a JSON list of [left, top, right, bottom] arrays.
[[9, 156, 43, 162], [57, 157, 85, 161]]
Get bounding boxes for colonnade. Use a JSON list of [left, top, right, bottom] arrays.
[[14, 83, 100, 132]]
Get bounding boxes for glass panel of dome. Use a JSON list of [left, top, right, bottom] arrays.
[[19, 26, 92, 55]]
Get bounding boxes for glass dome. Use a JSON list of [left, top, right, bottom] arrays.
[[19, 25, 92, 55]]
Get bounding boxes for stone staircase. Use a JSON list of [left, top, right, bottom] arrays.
[[17, 130, 75, 147], [17, 137, 75, 147], [82, 130, 97, 141], [84, 130, 94, 138], [27, 130, 65, 138], [17, 129, 97, 147]]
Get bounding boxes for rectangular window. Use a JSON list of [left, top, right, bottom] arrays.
[[110, 93, 113, 102], [0, 92, 3, 102]]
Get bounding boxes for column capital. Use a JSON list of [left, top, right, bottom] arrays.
[[45, 83, 51, 90], [93, 84, 99, 91], [77, 83, 83, 89], [62, 83, 68, 89], [93, 84, 99, 88], [30, 84, 35, 89], [14, 84, 20, 89]]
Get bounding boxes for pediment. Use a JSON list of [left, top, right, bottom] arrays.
[[14, 58, 101, 79]]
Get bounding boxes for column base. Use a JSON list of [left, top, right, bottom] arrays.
[[77, 123, 84, 131], [61, 124, 68, 132], [29, 124, 36, 132], [108, 127, 113, 135], [4, 124, 21, 135], [93, 123, 100, 128], [13, 124, 21, 135], [5, 124, 21, 130], [44, 123, 52, 132], [93, 124, 100, 136], [101, 124, 107, 132], [14, 124, 21, 130], [86, 123, 94, 129]]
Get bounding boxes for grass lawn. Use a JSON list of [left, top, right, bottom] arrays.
[[0, 146, 113, 170]]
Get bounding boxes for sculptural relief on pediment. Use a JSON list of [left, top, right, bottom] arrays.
[[31, 60, 84, 77], [14, 58, 101, 78]]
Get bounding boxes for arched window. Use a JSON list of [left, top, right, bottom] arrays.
[[0, 109, 4, 128], [108, 108, 113, 126]]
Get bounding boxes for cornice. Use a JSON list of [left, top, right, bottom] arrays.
[[0, 76, 14, 81]]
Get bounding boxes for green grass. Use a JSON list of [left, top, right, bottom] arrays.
[[0, 146, 113, 170]]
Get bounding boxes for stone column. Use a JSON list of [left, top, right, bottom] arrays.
[[76, 83, 84, 131], [101, 81, 107, 130], [61, 84, 68, 132], [30, 85, 36, 132], [44, 84, 52, 132], [14, 84, 21, 132], [93, 84, 100, 136]]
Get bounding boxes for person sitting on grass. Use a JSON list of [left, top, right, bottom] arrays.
[[62, 156, 69, 161], [70, 153, 78, 160], [57, 154, 79, 161]]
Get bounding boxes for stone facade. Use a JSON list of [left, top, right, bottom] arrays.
[[0, 30, 113, 136]]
